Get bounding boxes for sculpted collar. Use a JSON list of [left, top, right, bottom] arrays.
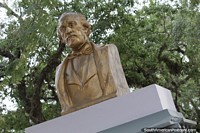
[[68, 42, 93, 59]]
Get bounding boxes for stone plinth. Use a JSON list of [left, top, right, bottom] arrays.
[[25, 84, 177, 133]]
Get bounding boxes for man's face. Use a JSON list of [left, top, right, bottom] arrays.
[[58, 15, 89, 50]]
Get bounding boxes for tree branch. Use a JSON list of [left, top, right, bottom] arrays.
[[190, 99, 200, 120], [26, 42, 65, 123], [48, 83, 59, 102], [33, 42, 65, 97], [0, 48, 15, 60]]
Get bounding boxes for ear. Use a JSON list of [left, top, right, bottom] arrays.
[[81, 26, 90, 37], [85, 28, 91, 37], [82, 23, 91, 37]]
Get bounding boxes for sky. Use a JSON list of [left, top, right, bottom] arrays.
[[0, 0, 18, 39], [0, 0, 18, 112], [0, 0, 14, 22]]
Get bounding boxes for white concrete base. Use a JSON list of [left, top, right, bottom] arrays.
[[25, 84, 176, 133]]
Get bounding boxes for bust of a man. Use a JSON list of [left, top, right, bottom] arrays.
[[55, 12, 129, 115]]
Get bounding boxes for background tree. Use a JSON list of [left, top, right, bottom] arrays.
[[0, 0, 199, 132]]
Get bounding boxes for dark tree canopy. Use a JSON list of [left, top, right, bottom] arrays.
[[0, 0, 199, 132]]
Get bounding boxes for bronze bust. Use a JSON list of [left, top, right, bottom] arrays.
[[55, 12, 129, 115]]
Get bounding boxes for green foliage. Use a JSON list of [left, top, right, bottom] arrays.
[[0, 109, 29, 133], [0, 0, 199, 132]]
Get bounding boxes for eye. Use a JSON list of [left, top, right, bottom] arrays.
[[68, 21, 77, 28], [59, 26, 66, 31]]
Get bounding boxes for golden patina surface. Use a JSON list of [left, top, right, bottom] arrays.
[[55, 12, 129, 115]]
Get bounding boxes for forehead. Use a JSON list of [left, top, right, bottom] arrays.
[[59, 14, 82, 24]]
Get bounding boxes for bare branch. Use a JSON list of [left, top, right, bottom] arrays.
[[0, 2, 5, 7], [0, 48, 15, 60], [190, 99, 200, 120]]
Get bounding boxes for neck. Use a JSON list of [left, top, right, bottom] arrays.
[[72, 41, 91, 53]]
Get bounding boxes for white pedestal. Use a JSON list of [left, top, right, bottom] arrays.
[[25, 84, 176, 133]]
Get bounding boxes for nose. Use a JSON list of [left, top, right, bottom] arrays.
[[66, 27, 73, 34]]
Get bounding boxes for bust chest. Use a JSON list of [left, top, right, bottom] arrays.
[[65, 53, 103, 105]]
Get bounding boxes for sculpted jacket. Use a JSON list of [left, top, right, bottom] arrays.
[[55, 43, 129, 115]]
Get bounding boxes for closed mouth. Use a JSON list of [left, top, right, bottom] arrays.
[[64, 34, 77, 42], [67, 34, 76, 39]]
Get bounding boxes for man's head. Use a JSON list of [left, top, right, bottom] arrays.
[[57, 12, 91, 50]]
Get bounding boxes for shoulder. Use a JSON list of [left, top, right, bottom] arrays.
[[106, 44, 118, 51], [92, 43, 118, 52], [56, 56, 68, 72]]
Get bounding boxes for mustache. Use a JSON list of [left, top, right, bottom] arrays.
[[62, 31, 87, 41], [66, 33, 78, 39]]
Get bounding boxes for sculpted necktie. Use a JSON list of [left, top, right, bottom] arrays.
[[67, 46, 93, 60]]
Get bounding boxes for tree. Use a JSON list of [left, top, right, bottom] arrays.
[[0, 0, 199, 132], [108, 0, 200, 131]]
